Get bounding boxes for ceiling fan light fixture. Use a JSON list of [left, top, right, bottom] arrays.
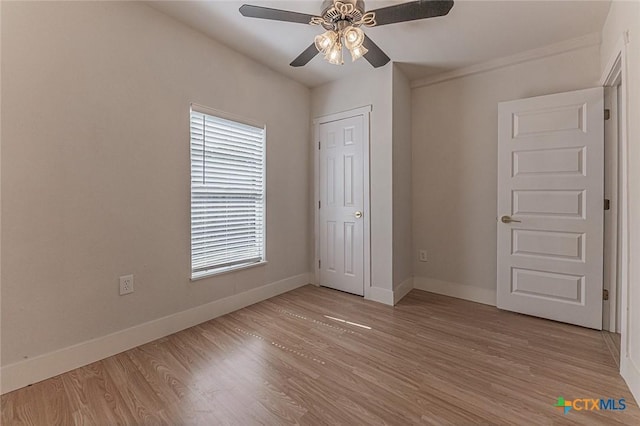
[[240, 0, 455, 69], [314, 30, 338, 53]]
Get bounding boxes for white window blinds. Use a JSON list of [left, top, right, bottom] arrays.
[[190, 108, 266, 277]]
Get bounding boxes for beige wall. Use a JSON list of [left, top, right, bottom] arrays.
[[601, 0, 640, 400], [1, 1, 310, 366], [311, 67, 394, 294], [411, 44, 601, 302], [392, 65, 412, 288]]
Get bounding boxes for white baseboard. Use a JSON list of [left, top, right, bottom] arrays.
[[621, 356, 640, 405], [367, 286, 394, 306], [413, 277, 496, 306], [1, 273, 311, 395], [394, 277, 414, 304]]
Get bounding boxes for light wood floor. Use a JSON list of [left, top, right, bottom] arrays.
[[2, 285, 638, 425], [603, 331, 622, 369]]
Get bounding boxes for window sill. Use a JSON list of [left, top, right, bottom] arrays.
[[190, 260, 268, 281]]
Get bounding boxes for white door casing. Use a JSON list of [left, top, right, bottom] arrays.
[[497, 87, 604, 329], [318, 114, 366, 296], [603, 85, 620, 332]]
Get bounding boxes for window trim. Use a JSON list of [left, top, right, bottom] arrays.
[[191, 103, 265, 130], [189, 103, 267, 280], [190, 260, 268, 281]]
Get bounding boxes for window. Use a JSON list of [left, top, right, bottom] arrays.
[[190, 106, 266, 279]]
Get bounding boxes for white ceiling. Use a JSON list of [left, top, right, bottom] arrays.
[[149, 0, 611, 87]]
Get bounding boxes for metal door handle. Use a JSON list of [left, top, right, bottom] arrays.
[[501, 215, 521, 223], [354, 211, 363, 219]]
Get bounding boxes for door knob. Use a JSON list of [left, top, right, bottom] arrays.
[[354, 211, 363, 219], [500, 215, 521, 223]]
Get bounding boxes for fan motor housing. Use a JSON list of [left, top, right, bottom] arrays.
[[321, 0, 366, 22]]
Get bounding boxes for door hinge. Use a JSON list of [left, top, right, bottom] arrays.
[[603, 289, 609, 301], [604, 109, 611, 120], [318, 200, 321, 209], [318, 141, 321, 149], [318, 259, 321, 269], [604, 199, 611, 210]]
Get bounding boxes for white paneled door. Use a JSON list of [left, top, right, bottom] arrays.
[[319, 115, 365, 296], [497, 87, 604, 329]]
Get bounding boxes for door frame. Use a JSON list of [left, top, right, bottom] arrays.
[[600, 32, 629, 357], [603, 84, 620, 333], [313, 105, 372, 299]]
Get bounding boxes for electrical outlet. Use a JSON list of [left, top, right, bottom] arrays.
[[119, 275, 134, 295], [418, 250, 428, 262]]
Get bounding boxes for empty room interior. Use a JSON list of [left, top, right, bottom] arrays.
[[2, 0, 640, 424]]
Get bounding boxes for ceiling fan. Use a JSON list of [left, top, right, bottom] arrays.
[[239, 0, 454, 68]]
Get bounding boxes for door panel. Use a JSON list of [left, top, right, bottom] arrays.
[[512, 229, 584, 261], [512, 190, 584, 217], [319, 115, 365, 296], [497, 87, 604, 329], [513, 147, 585, 176]]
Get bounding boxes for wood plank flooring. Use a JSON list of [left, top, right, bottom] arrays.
[[2, 285, 638, 425], [602, 331, 622, 369]]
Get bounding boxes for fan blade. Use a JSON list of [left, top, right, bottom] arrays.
[[290, 44, 320, 67], [362, 35, 390, 68], [239, 5, 317, 24], [371, 0, 454, 26]]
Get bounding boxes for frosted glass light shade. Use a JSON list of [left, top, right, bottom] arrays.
[[325, 42, 343, 65], [314, 30, 338, 53], [349, 44, 368, 61], [343, 27, 365, 50]]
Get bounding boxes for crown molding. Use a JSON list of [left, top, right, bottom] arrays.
[[411, 32, 601, 89]]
